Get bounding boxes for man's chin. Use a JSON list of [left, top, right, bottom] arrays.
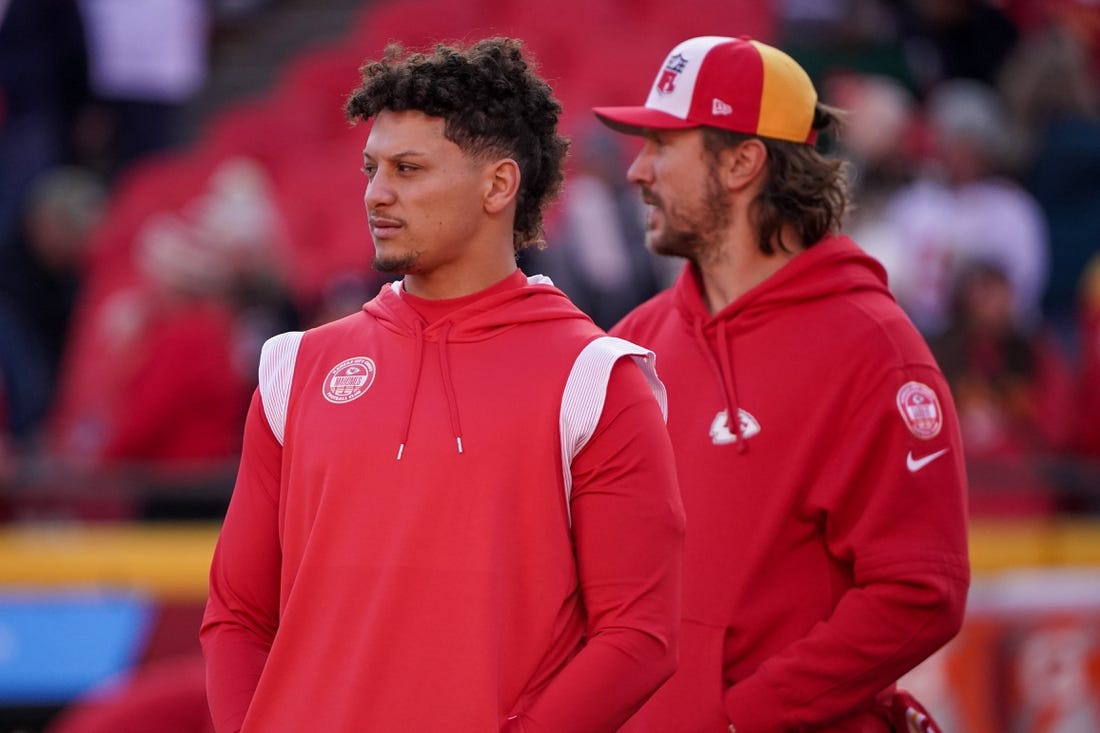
[[648, 233, 684, 259], [372, 253, 420, 274]]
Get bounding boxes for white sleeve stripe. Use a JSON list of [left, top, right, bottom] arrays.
[[559, 336, 668, 526], [258, 331, 304, 446]]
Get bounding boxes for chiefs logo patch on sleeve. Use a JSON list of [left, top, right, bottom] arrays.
[[896, 381, 943, 439]]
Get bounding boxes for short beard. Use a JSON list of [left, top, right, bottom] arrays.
[[372, 251, 421, 274], [646, 168, 730, 266]]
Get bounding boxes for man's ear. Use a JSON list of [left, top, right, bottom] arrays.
[[718, 138, 768, 192], [484, 158, 521, 215]]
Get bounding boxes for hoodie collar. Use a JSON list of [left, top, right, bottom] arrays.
[[365, 271, 583, 343], [674, 234, 892, 327], [398, 270, 528, 325], [363, 271, 590, 460]]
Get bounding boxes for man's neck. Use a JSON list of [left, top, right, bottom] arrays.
[[401, 233, 519, 300], [697, 226, 804, 314]]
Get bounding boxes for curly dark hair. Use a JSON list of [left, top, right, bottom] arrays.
[[345, 37, 569, 251], [701, 104, 851, 255]]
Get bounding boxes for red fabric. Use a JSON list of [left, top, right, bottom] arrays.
[[46, 656, 213, 733], [1075, 292, 1100, 456], [201, 275, 684, 732], [47, 149, 243, 457], [613, 236, 970, 732], [49, 284, 249, 468], [101, 298, 248, 463], [930, 309, 1076, 516], [688, 40, 765, 137]]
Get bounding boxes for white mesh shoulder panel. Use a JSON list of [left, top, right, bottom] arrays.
[[559, 336, 667, 525], [258, 331, 304, 445]]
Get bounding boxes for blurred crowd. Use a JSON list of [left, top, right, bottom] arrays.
[[783, 0, 1100, 514], [1, 0, 1099, 523]]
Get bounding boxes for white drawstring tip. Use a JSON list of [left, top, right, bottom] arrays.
[[456, 437, 463, 454], [396, 443, 405, 461]]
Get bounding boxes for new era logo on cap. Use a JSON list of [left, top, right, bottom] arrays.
[[593, 36, 818, 144]]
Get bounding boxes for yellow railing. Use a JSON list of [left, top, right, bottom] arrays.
[[0, 522, 220, 602], [0, 518, 1099, 602]]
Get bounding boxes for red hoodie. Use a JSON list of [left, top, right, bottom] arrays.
[[201, 271, 685, 732], [612, 236, 970, 732]]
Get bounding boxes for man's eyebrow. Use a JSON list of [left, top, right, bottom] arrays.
[[363, 149, 429, 160]]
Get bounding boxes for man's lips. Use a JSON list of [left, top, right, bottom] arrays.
[[640, 191, 662, 229], [369, 217, 403, 238]]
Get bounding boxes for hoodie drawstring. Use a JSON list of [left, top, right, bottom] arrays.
[[715, 325, 746, 453], [397, 320, 425, 460], [396, 320, 465, 459], [692, 318, 747, 453], [436, 322, 464, 455]]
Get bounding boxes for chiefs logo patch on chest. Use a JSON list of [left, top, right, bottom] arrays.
[[322, 356, 376, 404]]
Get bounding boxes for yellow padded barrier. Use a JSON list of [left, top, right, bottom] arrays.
[[0, 519, 1099, 601], [0, 522, 219, 602], [969, 517, 1100, 571]]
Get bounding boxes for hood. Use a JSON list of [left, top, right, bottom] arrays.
[[361, 272, 592, 460], [672, 235, 892, 453], [363, 272, 591, 342], [674, 234, 893, 330]]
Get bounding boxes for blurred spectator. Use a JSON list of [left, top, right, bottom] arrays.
[[999, 6, 1100, 339], [877, 78, 1050, 337], [97, 211, 248, 465], [44, 157, 293, 516], [0, 366, 13, 493], [896, 0, 1021, 93], [1075, 255, 1100, 459], [212, 0, 277, 23], [522, 125, 669, 329], [827, 72, 920, 275], [307, 270, 384, 328], [76, 0, 210, 177], [0, 0, 91, 248], [0, 167, 107, 442], [183, 157, 300, 376], [930, 260, 1074, 514], [0, 299, 51, 448], [45, 654, 214, 733], [775, 0, 919, 93], [829, 72, 919, 198]]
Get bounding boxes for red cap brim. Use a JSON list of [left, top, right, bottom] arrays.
[[592, 106, 700, 135]]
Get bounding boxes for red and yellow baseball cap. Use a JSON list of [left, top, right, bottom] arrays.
[[593, 36, 819, 144]]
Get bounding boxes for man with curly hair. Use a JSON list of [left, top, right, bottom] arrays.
[[200, 37, 685, 732], [593, 37, 970, 732]]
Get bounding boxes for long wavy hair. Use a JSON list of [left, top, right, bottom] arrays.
[[701, 104, 851, 254]]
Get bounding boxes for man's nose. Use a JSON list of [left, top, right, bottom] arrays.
[[626, 144, 654, 186]]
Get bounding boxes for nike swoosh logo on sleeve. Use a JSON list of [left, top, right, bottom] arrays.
[[906, 448, 949, 473]]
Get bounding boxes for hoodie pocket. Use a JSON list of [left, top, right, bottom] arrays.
[[621, 617, 731, 732], [681, 618, 732, 729]]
